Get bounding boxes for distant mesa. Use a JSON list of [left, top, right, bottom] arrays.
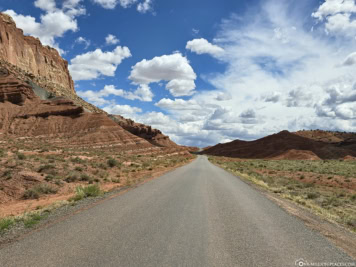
[[202, 130, 356, 160]]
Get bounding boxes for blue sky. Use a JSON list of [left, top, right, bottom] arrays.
[[1, 0, 356, 147]]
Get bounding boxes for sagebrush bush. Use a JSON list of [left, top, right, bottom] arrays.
[[23, 184, 58, 199], [107, 158, 119, 168], [65, 172, 79, 183], [0, 218, 14, 232], [38, 164, 55, 173], [17, 153, 26, 160], [70, 184, 102, 201], [80, 173, 90, 181]]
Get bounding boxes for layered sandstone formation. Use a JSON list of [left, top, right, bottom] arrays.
[[0, 13, 74, 95], [0, 69, 154, 150], [110, 115, 179, 148]]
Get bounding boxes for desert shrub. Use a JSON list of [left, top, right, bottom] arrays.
[[75, 166, 83, 172], [17, 153, 26, 160], [350, 194, 356, 201], [38, 164, 55, 173], [54, 180, 63, 186], [23, 184, 58, 199], [98, 163, 107, 170], [45, 174, 54, 181], [0, 149, 5, 157], [71, 157, 84, 164], [70, 185, 101, 201], [80, 173, 90, 181], [65, 172, 79, 183], [322, 197, 340, 207], [0, 218, 14, 232], [2, 169, 11, 178], [306, 192, 319, 199], [346, 217, 356, 228], [23, 213, 44, 228], [107, 158, 119, 168]]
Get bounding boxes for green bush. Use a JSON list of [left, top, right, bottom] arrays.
[[17, 153, 26, 160], [107, 158, 119, 168], [23, 184, 58, 199], [80, 173, 90, 181], [350, 194, 356, 201], [65, 172, 79, 183], [75, 166, 83, 172], [71, 157, 84, 164], [70, 185, 102, 201], [306, 192, 319, 199], [45, 174, 54, 181], [0, 218, 14, 232], [24, 213, 43, 228]]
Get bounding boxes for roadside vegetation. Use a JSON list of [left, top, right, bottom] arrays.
[[209, 156, 356, 232], [0, 202, 63, 234], [69, 185, 102, 202], [0, 138, 194, 235]]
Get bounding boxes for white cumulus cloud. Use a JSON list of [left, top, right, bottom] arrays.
[[103, 104, 142, 116], [312, 0, 356, 38], [186, 38, 224, 58], [129, 53, 197, 97], [77, 84, 153, 106], [69, 46, 131, 80], [105, 34, 120, 45], [137, 0, 153, 13], [93, 0, 153, 12], [4, 0, 85, 52], [93, 0, 137, 9]]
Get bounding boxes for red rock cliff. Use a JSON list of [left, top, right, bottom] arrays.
[[0, 13, 75, 95]]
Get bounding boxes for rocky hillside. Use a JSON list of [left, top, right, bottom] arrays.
[[294, 130, 356, 151], [294, 129, 356, 143], [203, 130, 356, 160], [0, 12, 183, 152], [110, 115, 179, 148]]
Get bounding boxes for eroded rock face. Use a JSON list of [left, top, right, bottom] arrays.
[[0, 68, 35, 105], [0, 70, 155, 150], [0, 13, 74, 95], [110, 115, 179, 148]]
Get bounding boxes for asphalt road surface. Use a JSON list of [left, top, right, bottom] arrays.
[[0, 156, 354, 267]]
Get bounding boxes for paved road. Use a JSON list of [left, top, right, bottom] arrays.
[[0, 156, 354, 267]]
